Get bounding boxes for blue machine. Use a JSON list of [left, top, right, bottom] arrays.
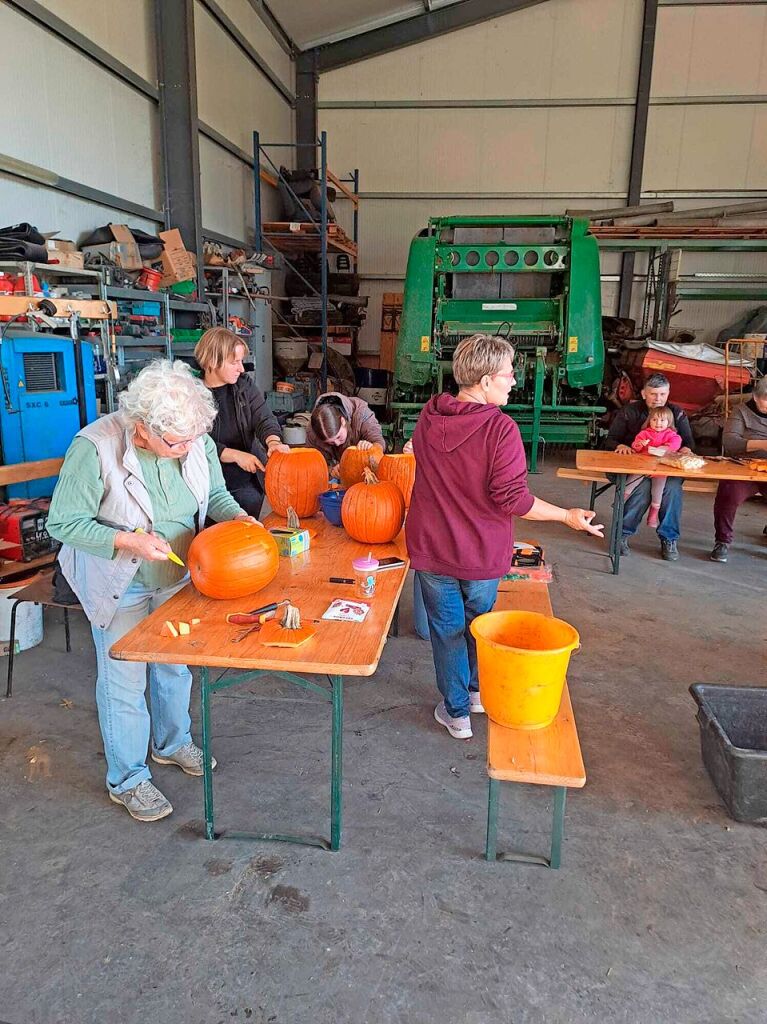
[[0, 332, 97, 498]]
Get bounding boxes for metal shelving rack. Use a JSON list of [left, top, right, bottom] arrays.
[[252, 130, 360, 392]]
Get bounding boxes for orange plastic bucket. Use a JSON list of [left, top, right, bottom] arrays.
[[470, 610, 579, 730]]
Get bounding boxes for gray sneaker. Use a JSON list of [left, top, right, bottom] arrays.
[[434, 701, 472, 739], [619, 538, 630, 556], [109, 780, 173, 822], [152, 742, 216, 776]]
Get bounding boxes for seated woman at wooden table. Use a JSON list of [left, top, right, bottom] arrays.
[[195, 327, 290, 517], [47, 360, 258, 823], [406, 334, 603, 741], [306, 392, 386, 475]]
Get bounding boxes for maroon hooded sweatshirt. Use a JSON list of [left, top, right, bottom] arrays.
[[405, 394, 535, 580]]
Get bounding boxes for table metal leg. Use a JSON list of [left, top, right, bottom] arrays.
[[5, 599, 22, 698], [549, 786, 567, 870], [200, 666, 216, 841], [330, 674, 344, 851], [485, 777, 500, 861], [64, 608, 71, 653], [609, 474, 627, 575]]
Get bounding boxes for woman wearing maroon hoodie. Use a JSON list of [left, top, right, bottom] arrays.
[[406, 334, 603, 740]]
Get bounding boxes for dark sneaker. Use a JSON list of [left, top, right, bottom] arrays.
[[152, 742, 216, 776], [109, 780, 172, 822], [619, 538, 631, 556], [710, 542, 728, 562], [660, 539, 679, 561]]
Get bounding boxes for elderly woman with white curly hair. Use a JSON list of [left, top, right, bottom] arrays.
[[47, 359, 257, 823]]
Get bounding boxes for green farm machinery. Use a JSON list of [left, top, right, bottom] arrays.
[[390, 216, 606, 470]]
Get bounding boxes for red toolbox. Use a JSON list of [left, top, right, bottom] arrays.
[[0, 499, 58, 562]]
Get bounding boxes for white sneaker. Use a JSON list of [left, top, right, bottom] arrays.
[[434, 701, 473, 739], [469, 691, 485, 714], [152, 742, 216, 777], [109, 780, 173, 822]]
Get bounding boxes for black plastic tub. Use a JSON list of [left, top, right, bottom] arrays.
[[690, 684, 767, 825]]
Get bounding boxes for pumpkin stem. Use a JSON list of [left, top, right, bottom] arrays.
[[281, 603, 302, 630], [362, 467, 380, 485], [286, 506, 300, 530]]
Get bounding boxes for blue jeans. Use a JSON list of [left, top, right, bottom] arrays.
[[619, 474, 683, 541], [91, 577, 193, 794], [413, 574, 430, 640], [416, 571, 500, 719]]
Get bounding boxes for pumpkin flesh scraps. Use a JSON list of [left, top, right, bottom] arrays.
[[260, 602, 317, 648]]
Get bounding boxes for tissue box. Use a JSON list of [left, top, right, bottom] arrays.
[[269, 528, 310, 557]]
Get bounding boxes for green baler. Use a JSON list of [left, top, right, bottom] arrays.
[[391, 216, 605, 470]]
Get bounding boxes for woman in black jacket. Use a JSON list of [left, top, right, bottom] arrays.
[[195, 327, 289, 517]]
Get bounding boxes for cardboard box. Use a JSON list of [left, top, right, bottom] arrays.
[[269, 528, 310, 557], [46, 249, 84, 270], [159, 228, 196, 286], [45, 238, 76, 253]]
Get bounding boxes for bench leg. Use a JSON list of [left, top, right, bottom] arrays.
[[5, 599, 23, 699], [550, 786, 567, 870], [589, 481, 598, 512], [64, 608, 71, 653], [485, 777, 500, 861]]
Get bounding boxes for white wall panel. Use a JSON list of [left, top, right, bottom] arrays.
[[0, 173, 158, 242], [34, 0, 156, 81], [195, 1, 293, 154], [0, 5, 159, 231], [214, 0, 293, 90], [643, 104, 767, 192], [320, 0, 641, 101], [652, 5, 767, 98]]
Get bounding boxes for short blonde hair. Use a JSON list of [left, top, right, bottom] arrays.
[[119, 359, 216, 437], [194, 327, 247, 371], [452, 334, 515, 389]]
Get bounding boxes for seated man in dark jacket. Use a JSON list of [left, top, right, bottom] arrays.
[[710, 377, 767, 562], [605, 372, 694, 562]]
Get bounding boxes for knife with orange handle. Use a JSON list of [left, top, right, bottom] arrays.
[[226, 599, 289, 626]]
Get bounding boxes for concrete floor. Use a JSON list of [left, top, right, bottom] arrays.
[[2, 458, 766, 1024]]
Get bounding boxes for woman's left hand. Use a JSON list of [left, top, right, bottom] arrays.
[[267, 441, 291, 455], [357, 440, 374, 451]]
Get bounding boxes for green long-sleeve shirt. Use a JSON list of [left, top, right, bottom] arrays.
[[47, 433, 245, 589]]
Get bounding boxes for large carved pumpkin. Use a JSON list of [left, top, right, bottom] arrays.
[[265, 447, 329, 517], [339, 444, 384, 488], [188, 521, 279, 600], [341, 468, 405, 544], [376, 452, 416, 508]]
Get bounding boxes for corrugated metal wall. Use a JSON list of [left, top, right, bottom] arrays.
[[319, 0, 767, 350], [0, 0, 292, 245]]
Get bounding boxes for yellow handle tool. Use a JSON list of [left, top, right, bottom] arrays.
[[134, 528, 186, 567]]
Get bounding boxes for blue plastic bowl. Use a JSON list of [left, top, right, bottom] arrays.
[[319, 488, 346, 527]]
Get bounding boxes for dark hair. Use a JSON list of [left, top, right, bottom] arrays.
[[644, 372, 670, 390], [311, 399, 346, 442]]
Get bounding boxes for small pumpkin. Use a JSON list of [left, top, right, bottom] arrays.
[[341, 468, 405, 544], [376, 452, 416, 508], [339, 444, 384, 488], [265, 447, 329, 517], [188, 521, 279, 600], [260, 602, 316, 648]]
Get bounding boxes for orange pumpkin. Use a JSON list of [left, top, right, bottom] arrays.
[[341, 468, 405, 544], [339, 444, 384, 488], [265, 447, 329, 517], [376, 452, 416, 508], [188, 521, 279, 600]]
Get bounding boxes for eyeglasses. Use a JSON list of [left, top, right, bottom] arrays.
[[158, 432, 201, 450]]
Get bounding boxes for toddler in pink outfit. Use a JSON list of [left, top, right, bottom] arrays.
[[627, 406, 683, 527]]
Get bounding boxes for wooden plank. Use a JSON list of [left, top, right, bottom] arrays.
[[577, 449, 767, 483], [0, 552, 57, 581], [0, 297, 116, 319], [0, 458, 64, 487], [109, 515, 408, 676], [487, 689, 586, 788], [260, 168, 278, 189], [327, 170, 359, 208], [556, 466, 716, 493], [487, 580, 585, 789]]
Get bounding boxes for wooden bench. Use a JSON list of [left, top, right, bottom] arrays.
[[556, 466, 718, 510], [484, 582, 585, 869]]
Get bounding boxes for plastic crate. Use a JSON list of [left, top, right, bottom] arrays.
[[266, 390, 309, 413], [690, 684, 767, 825]]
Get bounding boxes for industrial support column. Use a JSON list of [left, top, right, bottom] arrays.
[[155, 0, 205, 295], [618, 0, 658, 319], [295, 51, 318, 172]]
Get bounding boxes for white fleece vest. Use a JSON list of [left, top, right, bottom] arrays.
[[58, 413, 210, 629]]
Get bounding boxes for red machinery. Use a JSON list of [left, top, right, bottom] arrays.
[[622, 347, 751, 413], [0, 499, 58, 562]]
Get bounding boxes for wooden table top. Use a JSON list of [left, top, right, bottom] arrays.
[[109, 514, 409, 676], [577, 449, 767, 483]]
